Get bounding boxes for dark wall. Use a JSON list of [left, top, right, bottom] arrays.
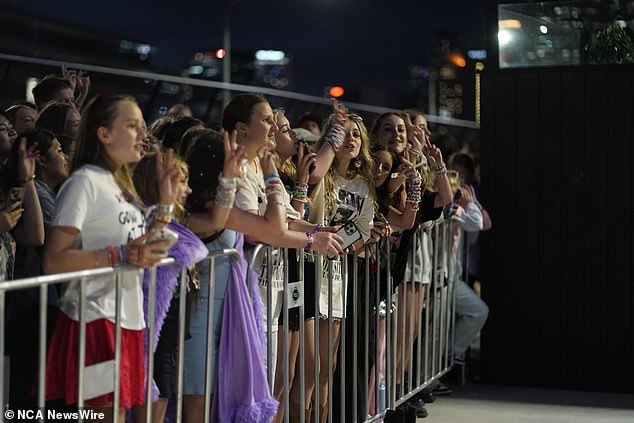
[[479, 65, 634, 393]]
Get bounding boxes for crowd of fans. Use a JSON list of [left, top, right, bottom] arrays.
[[0, 66, 491, 423]]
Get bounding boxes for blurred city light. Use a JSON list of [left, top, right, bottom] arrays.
[[468, 49, 487, 60], [499, 19, 522, 29], [255, 50, 286, 62], [540, 25, 548, 34], [329, 86, 345, 97], [498, 29, 513, 47], [448, 53, 466, 67], [215, 49, 226, 59]]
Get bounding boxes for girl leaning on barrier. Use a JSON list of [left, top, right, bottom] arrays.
[[270, 109, 317, 423], [42, 93, 181, 421], [179, 95, 343, 423], [225, 94, 344, 411], [131, 152, 208, 423], [180, 129, 250, 423], [369, 110, 452, 410], [315, 109, 376, 423]]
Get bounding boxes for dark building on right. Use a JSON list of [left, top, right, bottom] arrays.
[[425, 32, 486, 124], [479, 0, 634, 395]]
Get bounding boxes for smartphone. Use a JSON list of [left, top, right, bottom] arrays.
[[146, 227, 179, 254], [5, 187, 26, 209], [336, 222, 362, 250], [327, 222, 361, 260], [444, 188, 462, 219]]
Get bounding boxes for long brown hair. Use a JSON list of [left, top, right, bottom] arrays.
[[72, 93, 139, 198]]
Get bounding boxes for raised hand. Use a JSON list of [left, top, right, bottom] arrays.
[[295, 142, 316, 185], [223, 131, 247, 179], [17, 137, 39, 180], [330, 98, 348, 127], [77, 70, 91, 93], [405, 119, 424, 152], [61, 64, 77, 93], [258, 146, 278, 176], [422, 136, 443, 168], [155, 149, 181, 205], [458, 184, 475, 208]]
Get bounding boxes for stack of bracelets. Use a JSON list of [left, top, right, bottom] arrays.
[[293, 182, 309, 203], [154, 203, 174, 225], [432, 162, 447, 177], [216, 172, 239, 208], [304, 224, 323, 251], [264, 172, 285, 206], [325, 120, 346, 151], [406, 175, 422, 207]]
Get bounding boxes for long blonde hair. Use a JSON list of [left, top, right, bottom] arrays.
[[320, 114, 375, 212]]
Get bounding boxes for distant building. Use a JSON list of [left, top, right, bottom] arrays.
[[185, 48, 292, 90], [0, 6, 157, 106], [0, 7, 157, 68], [424, 31, 486, 123]]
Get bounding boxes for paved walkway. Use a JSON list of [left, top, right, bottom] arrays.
[[420, 384, 634, 422]]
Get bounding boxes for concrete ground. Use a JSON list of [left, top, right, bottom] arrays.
[[419, 384, 634, 422]]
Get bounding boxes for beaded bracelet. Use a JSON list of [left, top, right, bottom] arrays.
[[314, 223, 324, 233], [432, 162, 447, 177], [325, 123, 346, 151], [157, 203, 174, 214], [107, 245, 116, 267], [215, 187, 235, 208], [304, 232, 314, 251], [218, 172, 240, 189]]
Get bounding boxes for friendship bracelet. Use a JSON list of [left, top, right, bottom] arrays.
[[263, 173, 279, 181], [313, 223, 324, 233], [218, 172, 240, 187], [215, 187, 235, 208], [118, 244, 126, 266], [157, 204, 174, 214], [108, 245, 116, 267], [304, 232, 314, 251], [325, 123, 345, 151]]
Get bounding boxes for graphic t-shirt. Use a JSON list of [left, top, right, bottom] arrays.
[[320, 173, 374, 318], [53, 165, 146, 330]]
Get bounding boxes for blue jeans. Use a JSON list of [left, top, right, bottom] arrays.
[[453, 280, 488, 358]]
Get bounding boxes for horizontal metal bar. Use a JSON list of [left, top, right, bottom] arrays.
[[0, 52, 480, 129]]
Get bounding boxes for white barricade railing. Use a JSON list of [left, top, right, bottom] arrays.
[[0, 219, 467, 422]]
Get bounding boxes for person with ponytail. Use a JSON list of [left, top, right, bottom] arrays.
[[42, 94, 180, 420]]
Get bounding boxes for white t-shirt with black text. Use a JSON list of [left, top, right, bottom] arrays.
[[53, 165, 146, 330]]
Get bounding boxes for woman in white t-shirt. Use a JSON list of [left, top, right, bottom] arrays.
[[42, 94, 180, 420], [316, 113, 375, 420]]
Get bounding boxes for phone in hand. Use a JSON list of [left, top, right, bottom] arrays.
[[146, 227, 179, 254], [328, 222, 362, 259], [5, 187, 26, 210], [443, 188, 462, 219]]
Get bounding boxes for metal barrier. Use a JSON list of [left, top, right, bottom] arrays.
[[0, 218, 467, 422]]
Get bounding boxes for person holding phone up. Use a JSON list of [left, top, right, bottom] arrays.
[[0, 133, 45, 281]]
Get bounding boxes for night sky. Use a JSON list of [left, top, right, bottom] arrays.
[[6, 0, 499, 105]]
